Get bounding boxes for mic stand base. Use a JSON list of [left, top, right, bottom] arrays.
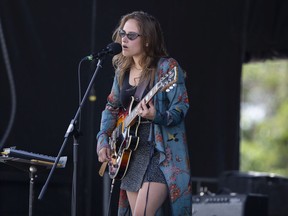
[[71, 131, 80, 216]]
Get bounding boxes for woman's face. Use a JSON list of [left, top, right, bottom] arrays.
[[121, 19, 143, 58]]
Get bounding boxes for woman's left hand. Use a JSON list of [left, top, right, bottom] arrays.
[[138, 100, 155, 120]]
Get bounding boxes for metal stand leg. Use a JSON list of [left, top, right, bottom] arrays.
[[103, 172, 115, 216], [29, 166, 37, 216]]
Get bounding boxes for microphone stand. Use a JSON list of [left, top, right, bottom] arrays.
[[38, 56, 106, 216]]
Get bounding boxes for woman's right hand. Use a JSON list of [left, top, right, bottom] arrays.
[[98, 147, 111, 162]]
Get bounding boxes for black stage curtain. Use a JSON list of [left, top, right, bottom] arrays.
[[0, 0, 287, 215]]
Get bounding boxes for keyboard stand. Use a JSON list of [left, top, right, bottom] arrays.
[[0, 156, 64, 216], [29, 165, 37, 216]]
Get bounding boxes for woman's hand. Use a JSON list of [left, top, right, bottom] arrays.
[[98, 147, 111, 162], [138, 100, 155, 120]]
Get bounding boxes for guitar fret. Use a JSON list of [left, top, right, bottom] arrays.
[[124, 86, 158, 127]]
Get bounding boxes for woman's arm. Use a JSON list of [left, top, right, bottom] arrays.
[[153, 58, 189, 126], [96, 73, 121, 154]]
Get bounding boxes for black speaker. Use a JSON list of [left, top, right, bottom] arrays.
[[192, 194, 268, 216], [219, 171, 288, 216]]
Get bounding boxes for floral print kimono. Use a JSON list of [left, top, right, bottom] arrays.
[[97, 57, 192, 216]]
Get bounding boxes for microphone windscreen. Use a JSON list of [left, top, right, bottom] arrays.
[[107, 42, 122, 55]]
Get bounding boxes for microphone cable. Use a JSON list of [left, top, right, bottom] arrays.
[[0, 17, 17, 150]]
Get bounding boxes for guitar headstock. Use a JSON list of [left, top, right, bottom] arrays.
[[159, 66, 178, 92]]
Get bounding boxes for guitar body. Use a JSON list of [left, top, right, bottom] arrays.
[[109, 148, 132, 180], [109, 97, 141, 180]]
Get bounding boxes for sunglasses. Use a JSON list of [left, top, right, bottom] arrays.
[[119, 29, 141, 41]]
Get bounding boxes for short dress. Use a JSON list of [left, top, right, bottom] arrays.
[[119, 72, 166, 192]]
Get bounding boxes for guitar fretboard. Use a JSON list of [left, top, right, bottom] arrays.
[[124, 83, 160, 127], [124, 66, 177, 127]]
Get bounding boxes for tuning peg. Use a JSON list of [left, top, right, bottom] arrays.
[[166, 89, 170, 92]]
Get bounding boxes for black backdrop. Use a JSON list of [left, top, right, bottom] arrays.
[[0, 0, 287, 215]]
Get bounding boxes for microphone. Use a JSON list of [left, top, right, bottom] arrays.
[[85, 42, 122, 60]]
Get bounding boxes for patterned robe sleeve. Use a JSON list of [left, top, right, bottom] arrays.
[[96, 72, 121, 154]]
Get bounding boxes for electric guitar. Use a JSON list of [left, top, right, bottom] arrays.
[[103, 66, 178, 180]]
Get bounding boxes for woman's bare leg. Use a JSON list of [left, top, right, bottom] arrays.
[[126, 191, 138, 215], [133, 182, 168, 216]]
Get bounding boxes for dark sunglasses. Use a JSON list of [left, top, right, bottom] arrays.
[[119, 29, 141, 40]]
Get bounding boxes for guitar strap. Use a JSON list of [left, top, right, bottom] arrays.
[[134, 79, 149, 102]]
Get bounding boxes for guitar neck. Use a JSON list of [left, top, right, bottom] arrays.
[[123, 66, 177, 128], [124, 83, 160, 127]]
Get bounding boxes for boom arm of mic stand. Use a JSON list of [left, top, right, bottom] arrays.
[[38, 57, 105, 200]]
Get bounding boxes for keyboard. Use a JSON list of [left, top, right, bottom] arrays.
[[1, 147, 67, 168]]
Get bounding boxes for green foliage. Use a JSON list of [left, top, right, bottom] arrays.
[[240, 60, 288, 177]]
